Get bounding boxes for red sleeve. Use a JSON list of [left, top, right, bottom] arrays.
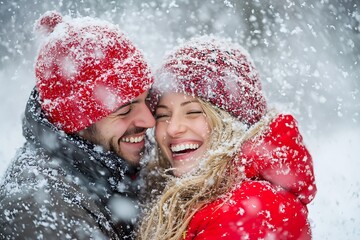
[[242, 114, 316, 204], [185, 181, 311, 240]]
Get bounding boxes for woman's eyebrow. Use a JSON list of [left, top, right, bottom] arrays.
[[156, 104, 168, 109], [181, 100, 199, 106]]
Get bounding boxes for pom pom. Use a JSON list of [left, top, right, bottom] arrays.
[[35, 11, 63, 35]]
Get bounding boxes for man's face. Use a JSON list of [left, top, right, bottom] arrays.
[[80, 91, 155, 165]]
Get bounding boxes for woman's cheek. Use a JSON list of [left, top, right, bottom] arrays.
[[155, 124, 167, 146]]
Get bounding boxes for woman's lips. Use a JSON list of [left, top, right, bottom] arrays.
[[170, 141, 201, 161]]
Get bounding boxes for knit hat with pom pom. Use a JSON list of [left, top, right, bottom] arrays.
[[34, 11, 153, 133], [154, 37, 267, 126]]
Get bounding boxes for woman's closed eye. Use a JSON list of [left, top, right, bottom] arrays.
[[186, 110, 204, 118], [187, 110, 203, 115], [155, 113, 170, 120], [155, 110, 203, 120]]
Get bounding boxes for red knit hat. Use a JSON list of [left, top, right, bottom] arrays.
[[154, 37, 267, 126], [34, 11, 153, 133]]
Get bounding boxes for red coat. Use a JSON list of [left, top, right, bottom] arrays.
[[243, 114, 316, 204], [183, 114, 316, 239]]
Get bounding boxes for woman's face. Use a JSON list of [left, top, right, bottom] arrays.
[[155, 93, 212, 177]]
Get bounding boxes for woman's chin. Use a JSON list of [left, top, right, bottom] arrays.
[[171, 160, 199, 177]]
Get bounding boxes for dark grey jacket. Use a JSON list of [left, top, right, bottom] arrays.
[[0, 88, 142, 239]]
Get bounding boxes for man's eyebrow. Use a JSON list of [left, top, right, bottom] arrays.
[[113, 99, 140, 112], [115, 102, 131, 112]]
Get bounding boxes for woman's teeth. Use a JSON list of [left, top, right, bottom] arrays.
[[171, 143, 199, 153]]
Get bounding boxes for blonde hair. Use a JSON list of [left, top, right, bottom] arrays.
[[138, 99, 271, 240]]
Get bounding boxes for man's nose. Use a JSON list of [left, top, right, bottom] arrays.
[[134, 102, 156, 128]]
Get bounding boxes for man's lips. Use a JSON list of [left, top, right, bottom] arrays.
[[120, 134, 145, 143]]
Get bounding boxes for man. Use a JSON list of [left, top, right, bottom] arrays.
[[0, 11, 155, 239]]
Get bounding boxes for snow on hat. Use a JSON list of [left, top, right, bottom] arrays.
[[34, 11, 153, 133], [154, 36, 267, 126]]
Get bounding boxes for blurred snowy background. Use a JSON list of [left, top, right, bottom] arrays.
[[0, 0, 359, 239]]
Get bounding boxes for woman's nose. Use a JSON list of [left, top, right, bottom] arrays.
[[166, 115, 186, 137]]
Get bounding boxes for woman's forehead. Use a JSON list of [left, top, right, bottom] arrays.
[[159, 92, 198, 104]]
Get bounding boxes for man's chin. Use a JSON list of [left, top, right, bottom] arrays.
[[119, 152, 142, 166], [117, 143, 145, 164]]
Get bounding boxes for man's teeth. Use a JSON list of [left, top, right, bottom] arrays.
[[171, 144, 199, 153], [121, 135, 144, 143]]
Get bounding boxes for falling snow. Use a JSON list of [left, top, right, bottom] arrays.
[[0, 0, 359, 239]]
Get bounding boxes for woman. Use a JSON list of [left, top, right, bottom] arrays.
[[139, 37, 317, 239]]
